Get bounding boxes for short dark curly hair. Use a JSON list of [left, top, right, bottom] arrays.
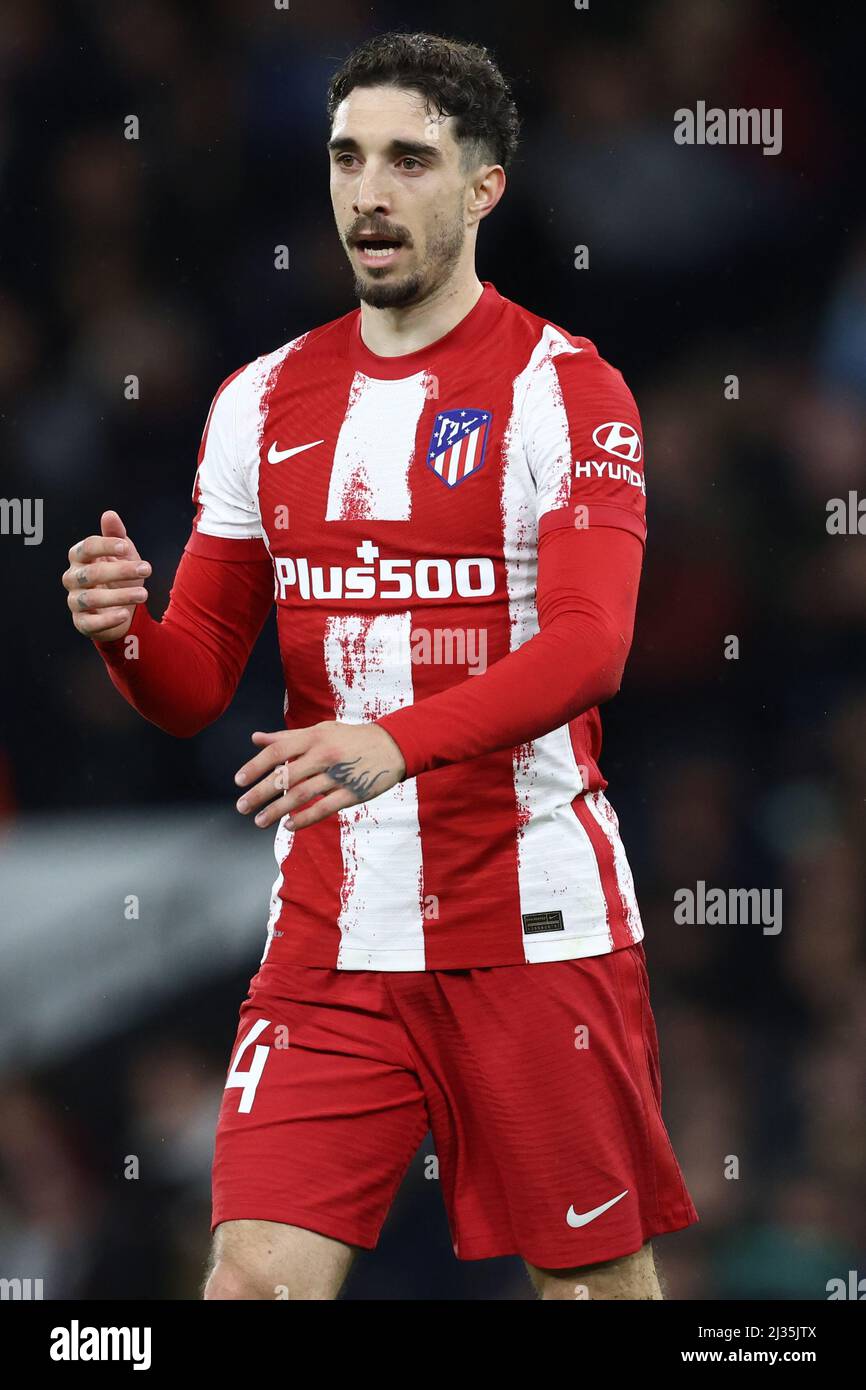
[[327, 31, 520, 172]]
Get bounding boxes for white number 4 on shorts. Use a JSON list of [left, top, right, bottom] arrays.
[[225, 1017, 271, 1113]]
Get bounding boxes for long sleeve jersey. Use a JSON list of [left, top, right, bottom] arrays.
[[97, 282, 647, 970]]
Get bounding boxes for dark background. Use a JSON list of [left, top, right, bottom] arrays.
[[1, 0, 865, 1299]]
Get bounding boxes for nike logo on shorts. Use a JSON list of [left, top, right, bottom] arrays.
[[566, 1189, 629, 1227]]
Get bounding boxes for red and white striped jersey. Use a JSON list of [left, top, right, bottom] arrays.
[[189, 281, 647, 970]]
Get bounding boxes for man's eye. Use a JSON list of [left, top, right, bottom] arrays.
[[400, 157, 422, 170], [336, 154, 357, 168]]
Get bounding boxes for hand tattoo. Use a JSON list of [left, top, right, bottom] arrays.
[[324, 756, 388, 801]]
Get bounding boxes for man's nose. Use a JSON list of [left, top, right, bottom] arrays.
[[354, 166, 392, 217]]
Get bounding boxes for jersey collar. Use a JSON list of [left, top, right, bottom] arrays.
[[347, 281, 506, 379]]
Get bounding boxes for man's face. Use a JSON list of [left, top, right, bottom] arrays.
[[328, 85, 472, 309]]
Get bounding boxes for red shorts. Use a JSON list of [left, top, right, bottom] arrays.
[[211, 942, 698, 1268]]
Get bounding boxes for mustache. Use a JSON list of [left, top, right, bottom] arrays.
[[346, 218, 413, 246]]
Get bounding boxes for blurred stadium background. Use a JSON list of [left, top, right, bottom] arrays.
[[1, 0, 865, 1300]]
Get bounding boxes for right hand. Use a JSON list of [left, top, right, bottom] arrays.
[[63, 510, 152, 643]]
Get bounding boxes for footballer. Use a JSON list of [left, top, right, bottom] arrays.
[[62, 32, 698, 1300]]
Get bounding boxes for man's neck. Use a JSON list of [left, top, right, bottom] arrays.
[[358, 272, 484, 358]]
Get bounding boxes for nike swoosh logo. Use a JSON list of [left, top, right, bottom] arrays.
[[267, 439, 324, 464], [566, 1189, 629, 1228]]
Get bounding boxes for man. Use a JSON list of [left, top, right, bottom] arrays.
[[62, 31, 697, 1300]]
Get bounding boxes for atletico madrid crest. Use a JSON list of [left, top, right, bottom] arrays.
[[426, 409, 492, 488]]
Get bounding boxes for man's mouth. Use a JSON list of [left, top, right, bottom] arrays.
[[352, 236, 404, 266]]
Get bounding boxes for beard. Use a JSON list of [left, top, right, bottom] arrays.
[[351, 212, 466, 310], [353, 266, 426, 310]]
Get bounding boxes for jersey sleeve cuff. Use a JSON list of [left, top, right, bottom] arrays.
[[376, 708, 427, 781], [92, 595, 152, 660]]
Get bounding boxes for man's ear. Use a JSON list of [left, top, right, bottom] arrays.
[[468, 165, 506, 225]]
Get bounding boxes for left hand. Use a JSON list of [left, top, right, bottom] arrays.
[[234, 722, 406, 830]]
